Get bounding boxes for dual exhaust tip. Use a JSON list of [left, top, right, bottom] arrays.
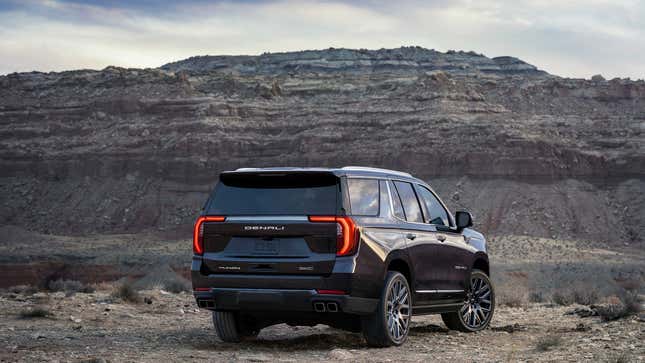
[[313, 301, 339, 313], [198, 299, 215, 309]]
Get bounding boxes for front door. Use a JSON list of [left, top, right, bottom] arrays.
[[414, 184, 473, 299]]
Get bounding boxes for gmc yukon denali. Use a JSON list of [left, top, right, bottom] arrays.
[[192, 167, 494, 347]]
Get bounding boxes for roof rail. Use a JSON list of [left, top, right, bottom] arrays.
[[341, 166, 412, 177]]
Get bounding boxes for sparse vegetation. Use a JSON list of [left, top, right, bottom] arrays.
[[48, 279, 95, 295], [551, 288, 599, 306], [535, 334, 563, 352], [596, 291, 642, 321], [8, 284, 39, 295], [496, 276, 528, 307], [19, 307, 52, 319], [609, 352, 633, 363], [112, 281, 141, 303], [163, 279, 190, 294], [499, 289, 528, 307], [571, 289, 599, 306], [529, 291, 545, 303]]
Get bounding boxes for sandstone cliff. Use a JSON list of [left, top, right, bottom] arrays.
[[0, 47, 643, 245]]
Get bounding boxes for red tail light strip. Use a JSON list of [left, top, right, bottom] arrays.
[[193, 216, 226, 255], [308, 215, 358, 256]]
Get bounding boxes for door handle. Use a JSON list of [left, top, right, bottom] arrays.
[[437, 234, 447, 242], [405, 233, 417, 240]]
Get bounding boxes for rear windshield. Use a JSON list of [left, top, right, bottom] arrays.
[[206, 172, 339, 215]]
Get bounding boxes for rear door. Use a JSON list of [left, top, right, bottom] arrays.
[[389, 180, 442, 303], [200, 171, 341, 276]]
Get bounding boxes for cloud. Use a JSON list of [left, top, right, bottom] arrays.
[[0, 0, 642, 79]]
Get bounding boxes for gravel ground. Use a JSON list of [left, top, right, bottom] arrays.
[[1, 289, 643, 362]]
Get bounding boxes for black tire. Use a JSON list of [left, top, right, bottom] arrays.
[[212, 311, 259, 342], [442, 269, 495, 332], [362, 271, 412, 347], [213, 311, 241, 342]]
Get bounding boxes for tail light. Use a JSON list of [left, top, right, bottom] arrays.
[[193, 216, 225, 255], [308, 216, 359, 256]]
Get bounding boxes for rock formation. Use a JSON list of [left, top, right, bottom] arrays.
[[0, 47, 643, 246]]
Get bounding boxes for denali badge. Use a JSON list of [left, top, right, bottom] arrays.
[[218, 266, 240, 270], [244, 225, 285, 231]]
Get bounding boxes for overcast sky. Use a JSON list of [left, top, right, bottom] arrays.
[[0, 0, 643, 79]]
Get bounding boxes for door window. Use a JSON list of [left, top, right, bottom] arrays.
[[393, 181, 424, 223], [388, 181, 406, 220], [417, 186, 449, 226]]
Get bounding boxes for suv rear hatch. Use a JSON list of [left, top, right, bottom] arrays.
[[196, 170, 347, 276]]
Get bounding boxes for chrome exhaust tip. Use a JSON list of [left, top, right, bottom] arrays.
[[313, 302, 326, 313], [326, 302, 338, 312]]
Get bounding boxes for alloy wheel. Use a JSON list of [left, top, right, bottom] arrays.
[[460, 275, 493, 329], [385, 277, 411, 342]]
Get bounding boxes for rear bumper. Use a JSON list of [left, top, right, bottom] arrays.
[[194, 288, 378, 315]]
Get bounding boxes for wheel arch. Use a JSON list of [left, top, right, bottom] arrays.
[[472, 254, 490, 276], [384, 250, 413, 285]]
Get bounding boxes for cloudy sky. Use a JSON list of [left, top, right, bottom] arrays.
[[0, 0, 643, 79]]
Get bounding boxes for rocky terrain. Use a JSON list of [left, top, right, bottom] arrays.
[[0, 47, 643, 360], [1, 287, 643, 362]]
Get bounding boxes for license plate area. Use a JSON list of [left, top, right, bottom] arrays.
[[253, 240, 278, 255]]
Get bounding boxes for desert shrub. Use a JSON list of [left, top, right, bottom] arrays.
[[529, 291, 545, 303], [552, 288, 599, 306], [48, 279, 96, 295], [610, 352, 633, 363], [571, 289, 599, 306], [596, 291, 642, 321], [499, 289, 527, 307], [8, 285, 39, 295], [495, 274, 529, 307], [112, 281, 141, 303], [163, 279, 190, 294], [551, 290, 572, 306], [19, 307, 51, 319], [535, 334, 562, 352]]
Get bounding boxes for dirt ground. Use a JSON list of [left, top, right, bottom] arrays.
[[1, 289, 643, 363]]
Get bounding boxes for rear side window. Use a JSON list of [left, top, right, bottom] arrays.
[[347, 178, 379, 216], [417, 185, 449, 226], [206, 172, 338, 215], [393, 181, 424, 223]]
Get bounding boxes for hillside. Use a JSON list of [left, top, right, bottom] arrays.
[[1, 47, 643, 247]]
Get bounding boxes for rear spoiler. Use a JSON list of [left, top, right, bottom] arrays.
[[219, 170, 339, 188]]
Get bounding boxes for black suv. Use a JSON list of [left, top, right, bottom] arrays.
[[192, 167, 494, 347]]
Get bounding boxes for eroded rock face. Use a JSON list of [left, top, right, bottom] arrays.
[[160, 47, 547, 77], [0, 47, 643, 244]]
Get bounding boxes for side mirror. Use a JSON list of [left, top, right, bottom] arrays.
[[455, 211, 473, 231]]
